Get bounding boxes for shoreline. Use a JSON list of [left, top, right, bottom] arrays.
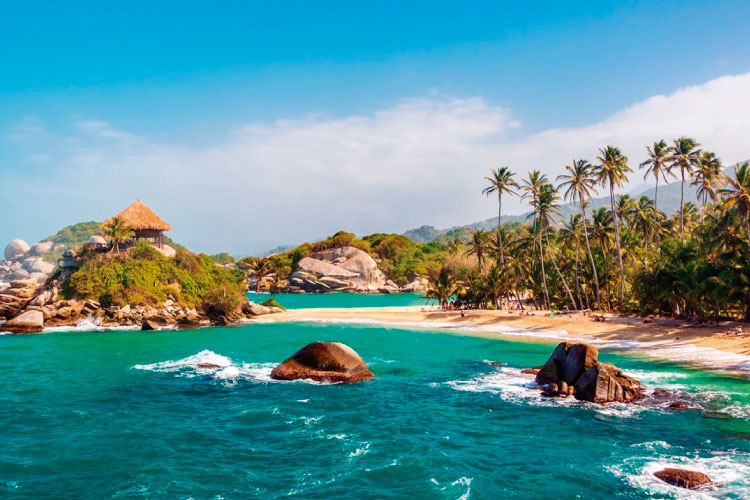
[[261, 306, 750, 375]]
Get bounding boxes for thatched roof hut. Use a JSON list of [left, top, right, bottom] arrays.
[[109, 199, 171, 249]]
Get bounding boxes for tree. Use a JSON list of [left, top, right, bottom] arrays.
[[693, 151, 725, 225], [720, 162, 750, 242], [101, 216, 134, 254], [596, 145, 632, 307], [557, 159, 601, 309], [463, 230, 492, 274], [482, 167, 518, 265], [522, 171, 551, 308], [247, 257, 273, 300], [669, 137, 701, 243], [640, 140, 674, 244], [425, 267, 458, 306]]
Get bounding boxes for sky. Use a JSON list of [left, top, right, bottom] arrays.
[[2, 1, 750, 255]]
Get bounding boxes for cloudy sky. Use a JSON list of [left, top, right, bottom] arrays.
[[2, 2, 750, 255]]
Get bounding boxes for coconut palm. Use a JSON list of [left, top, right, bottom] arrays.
[[463, 230, 492, 274], [447, 237, 462, 257], [482, 167, 518, 265], [560, 214, 586, 309], [102, 216, 134, 254], [640, 140, 674, 244], [557, 159, 601, 309], [596, 145, 632, 307], [247, 256, 274, 300], [720, 162, 750, 242], [522, 171, 550, 308], [669, 137, 701, 242], [425, 267, 458, 307], [693, 151, 725, 225]]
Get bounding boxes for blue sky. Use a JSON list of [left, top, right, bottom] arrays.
[[2, 1, 750, 254]]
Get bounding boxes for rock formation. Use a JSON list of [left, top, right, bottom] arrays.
[[0, 279, 38, 319], [533, 342, 642, 403], [3, 310, 44, 333], [289, 246, 386, 292], [4, 239, 30, 261], [653, 468, 712, 489], [271, 341, 374, 383]]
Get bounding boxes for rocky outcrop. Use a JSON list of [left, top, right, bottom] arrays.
[[401, 277, 428, 293], [271, 341, 374, 383], [291, 246, 386, 292], [3, 310, 44, 333], [653, 468, 712, 489], [533, 342, 642, 403], [30, 241, 54, 256], [4, 239, 30, 261], [0, 279, 37, 319]]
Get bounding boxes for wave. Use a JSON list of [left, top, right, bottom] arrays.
[[44, 315, 142, 333], [132, 350, 276, 383], [609, 451, 750, 499], [261, 316, 750, 375]]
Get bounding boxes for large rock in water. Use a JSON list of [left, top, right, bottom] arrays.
[[293, 246, 386, 292], [3, 310, 44, 333], [653, 468, 712, 489], [4, 239, 30, 261], [271, 342, 374, 383], [534, 342, 641, 403]]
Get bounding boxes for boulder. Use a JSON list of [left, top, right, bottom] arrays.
[[29, 272, 49, 284], [4, 239, 30, 261], [653, 468, 712, 490], [30, 241, 54, 256], [297, 257, 358, 280], [574, 362, 642, 403], [534, 342, 641, 403], [3, 310, 44, 333], [271, 341, 374, 383], [141, 319, 163, 331], [319, 276, 350, 289], [23, 258, 55, 275], [6, 269, 30, 281], [0, 279, 37, 319]]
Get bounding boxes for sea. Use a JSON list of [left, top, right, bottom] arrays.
[[2, 293, 750, 499]]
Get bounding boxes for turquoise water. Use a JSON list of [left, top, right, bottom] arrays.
[[2, 321, 750, 499], [247, 292, 427, 309]]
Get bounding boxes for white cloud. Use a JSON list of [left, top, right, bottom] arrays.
[[3, 73, 750, 254]]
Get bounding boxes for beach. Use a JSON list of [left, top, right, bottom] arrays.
[[270, 306, 750, 374]]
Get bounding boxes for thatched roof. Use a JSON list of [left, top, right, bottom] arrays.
[[109, 199, 172, 231]]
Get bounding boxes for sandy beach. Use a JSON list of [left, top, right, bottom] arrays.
[[271, 306, 750, 374]]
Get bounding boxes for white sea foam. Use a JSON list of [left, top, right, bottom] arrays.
[[132, 350, 276, 383], [44, 315, 141, 333], [348, 442, 370, 458], [446, 365, 646, 418], [261, 316, 750, 375], [609, 453, 750, 499]]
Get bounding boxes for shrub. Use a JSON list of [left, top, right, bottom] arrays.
[[260, 297, 286, 310], [201, 284, 242, 317]]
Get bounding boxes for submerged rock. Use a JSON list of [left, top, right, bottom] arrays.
[[271, 341, 374, 383], [653, 468, 712, 489], [3, 310, 44, 333]]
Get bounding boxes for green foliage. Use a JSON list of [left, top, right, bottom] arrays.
[[43, 221, 103, 246], [163, 236, 189, 252], [202, 283, 243, 317], [209, 252, 236, 264], [62, 242, 245, 309], [260, 297, 286, 310], [310, 231, 371, 253]]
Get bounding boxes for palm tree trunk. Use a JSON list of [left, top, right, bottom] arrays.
[[680, 166, 685, 244], [579, 193, 601, 309], [545, 230, 577, 310], [497, 193, 504, 266], [610, 181, 627, 308], [574, 227, 584, 309], [653, 176, 659, 244], [537, 222, 550, 309]]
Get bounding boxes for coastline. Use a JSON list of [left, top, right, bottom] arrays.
[[263, 306, 750, 375]]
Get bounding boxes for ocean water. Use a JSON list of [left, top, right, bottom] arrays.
[[247, 292, 427, 309], [2, 321, 750, 499]]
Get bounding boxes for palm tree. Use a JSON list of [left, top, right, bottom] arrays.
[[463, 230, 492, 273], [640, 140, 674, 244], [447, 237, 462, 257], [425, 267, 458, 307], [596, 145, 632, 307], [536, 182, 577, 309], [693, 151, 725, 225], [557, 159, 601, 309], [522, 171, 550, 308], [482, 167, 518, 265], [561, 214, 586, 309], [101, 216, 134, 254], [247, 257, 273, 300], [720, 162, 750, 242], [669, 137, 701, 243]]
